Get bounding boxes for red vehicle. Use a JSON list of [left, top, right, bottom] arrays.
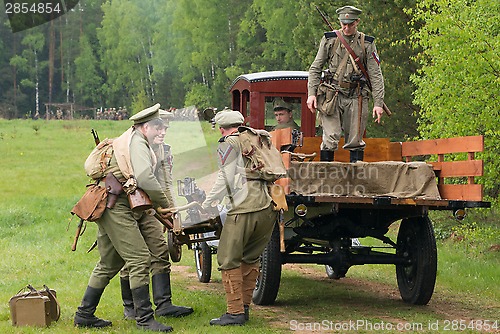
[[191, 71, 490, 306]]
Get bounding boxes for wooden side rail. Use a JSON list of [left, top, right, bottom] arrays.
[[402, 135, 484, 201], [293, 137, 402, 162]]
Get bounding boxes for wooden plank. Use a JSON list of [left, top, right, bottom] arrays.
[[270, 128, 292, 148], [438, 184, 483, 201], [402, 135, 483, 157], [294, 137, 396, 162], [387, 142, 403, 161], [429, 160, 483, 178]]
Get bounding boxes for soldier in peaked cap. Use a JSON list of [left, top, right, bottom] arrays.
[[74, 103, 176, 332], [119, 107, 193, 324], [307, 4, 385, 163], [272, 97, 300, 131], [202, 108, 277, 326]]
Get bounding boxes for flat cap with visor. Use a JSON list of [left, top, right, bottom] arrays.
[[336, 5, 362, 24]]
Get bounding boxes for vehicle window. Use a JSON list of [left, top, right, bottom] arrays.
[[265, 96, 302, 130]]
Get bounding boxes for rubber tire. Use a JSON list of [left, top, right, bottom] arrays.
[[396, 216, 437, 305], [194, 239, 212, 283], [252, 222, 282, 305], [167, 230, 182, 263], [325, 265, 340, 279]]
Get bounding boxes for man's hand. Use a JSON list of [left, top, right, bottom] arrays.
[[372, 106, 384, 124], [307, 95, 317, 113], [159, 211, 173, 221]]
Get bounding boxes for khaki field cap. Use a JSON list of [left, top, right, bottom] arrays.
[[159, 109, 174, 127], [273, 97, 292, 112], [130, 103, 162, 125], [214, 108, 244, 128], [336, 5, 362, 24]]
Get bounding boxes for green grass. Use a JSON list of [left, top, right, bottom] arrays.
[[0, 119, 499, 333]]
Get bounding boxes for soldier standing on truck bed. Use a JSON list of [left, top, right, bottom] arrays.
[[307, 5, 385, 163]]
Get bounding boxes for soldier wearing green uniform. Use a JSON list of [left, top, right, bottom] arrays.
[[272, 97, 300, 131], [307, 5, 385, 162], [74, 104, 174, 332], [202, 109, 277, 326], [119, 108, 193, 321]]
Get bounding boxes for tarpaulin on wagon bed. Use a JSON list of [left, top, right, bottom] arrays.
[[288, 161, 441, 199]]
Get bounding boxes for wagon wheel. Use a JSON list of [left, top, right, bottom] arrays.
[[396, 216, 437, 305], [167, 230, 182, 263], [253, 222, 282, 305], [194, 234, 212, 283]]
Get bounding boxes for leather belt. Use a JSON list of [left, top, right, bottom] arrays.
[[332, 79, 357, 89]]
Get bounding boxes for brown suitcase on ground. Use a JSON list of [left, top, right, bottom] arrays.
[[9, 285, 60, 327], [13, 296, 52, 327]]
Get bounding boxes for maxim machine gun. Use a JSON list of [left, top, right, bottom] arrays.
[[156, 177, 222, 274]]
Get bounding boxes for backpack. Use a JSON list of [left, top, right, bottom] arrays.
[[237, 126, 287, 182], [84, 138, 114, 180]]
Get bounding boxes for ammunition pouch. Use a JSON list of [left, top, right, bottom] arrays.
[[71, 183, 107, 221], [104, 172, 124, 209], [316, 82, 338, 116], [122, 176, 152, 212]]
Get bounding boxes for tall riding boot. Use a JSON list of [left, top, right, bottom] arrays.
[[320, 150, 334, 162], [132, 284, 172, 332], [74, 286, 112, 328], [241, 262, 260, 321], [152, 273, 194, 317], [210, 267, 246, 326], [350, 150, 364, 163], [120, 278, 135, 320]]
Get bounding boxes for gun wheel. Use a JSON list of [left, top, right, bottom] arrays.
[[194, 235, 212, 283], [167, 230, 182, 263]]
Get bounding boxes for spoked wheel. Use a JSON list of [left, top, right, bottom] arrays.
[[396, 216, 437, 305], [194, 234, 212, 283], [253, 222, 282, 305], [167, 230, 182, 263]]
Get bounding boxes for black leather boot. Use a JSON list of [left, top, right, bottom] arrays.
[[74, 286, 112, 328], [120, 278, 135, 320], [320, 150, 334, 162], [132, 284, 173, 332], [244, 304, 250, 321], [152, 273, 194, 317], [350, 150, 364, 163], [210, 313, 246, 326]]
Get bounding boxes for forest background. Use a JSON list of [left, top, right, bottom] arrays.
[[0, 0, 499, 203]]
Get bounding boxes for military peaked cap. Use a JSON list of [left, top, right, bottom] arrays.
[[273, 97, 293, 112], [130, 103, 162, 125], [214, 108, 244, 128], [336, 5, 362, 24]]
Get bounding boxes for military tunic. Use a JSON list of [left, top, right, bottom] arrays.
[[204, 133, 277, 270], [273, 119, 300, 131], [88, 129, 170, 290], [120, 142, 176, 279], [308, 31, 384, 151]]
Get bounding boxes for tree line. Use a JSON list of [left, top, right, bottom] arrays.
[[0, 0, 498, 198]]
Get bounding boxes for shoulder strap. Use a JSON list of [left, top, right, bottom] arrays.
[[334, 30, 372, 90]]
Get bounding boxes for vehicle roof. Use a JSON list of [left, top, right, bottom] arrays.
[[230, 71, 308, 89]]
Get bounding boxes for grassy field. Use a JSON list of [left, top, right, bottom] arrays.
[[0, 119, 499, 333]]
